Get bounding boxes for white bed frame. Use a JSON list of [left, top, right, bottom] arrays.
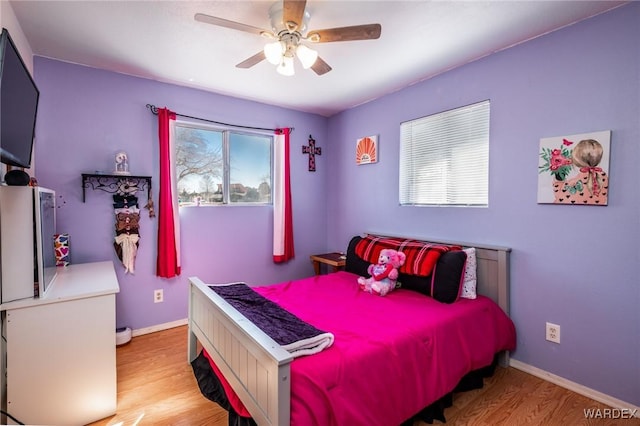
[[188, 236, 511, 426]]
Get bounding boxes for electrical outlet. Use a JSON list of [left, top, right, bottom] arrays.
[[154, 289, 164, 303], [546, 322, 560, 344]]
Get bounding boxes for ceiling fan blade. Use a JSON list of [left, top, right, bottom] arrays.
[[283, 0, 307, 31], [311, 56, 332, 76], [236, 51, 266, 68], [195, 13, 268, 36], [307, 24, 382, 43]]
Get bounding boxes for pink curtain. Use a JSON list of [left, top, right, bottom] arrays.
[[156, 108, 181, 277], [273, 128, 295, 263]]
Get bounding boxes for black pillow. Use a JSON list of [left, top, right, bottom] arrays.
[[397, 273, 432, 295], [345, 236, 370, 277], [430, 250, 467, 304]]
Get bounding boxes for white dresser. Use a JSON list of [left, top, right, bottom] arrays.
[[0, 261, 120, 425]]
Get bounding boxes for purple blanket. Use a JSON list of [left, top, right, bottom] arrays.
[[209, 283, 334, 358]]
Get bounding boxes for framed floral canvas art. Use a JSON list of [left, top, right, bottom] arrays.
[[537, 130, 611, 205], [356, 135, 378, 165]]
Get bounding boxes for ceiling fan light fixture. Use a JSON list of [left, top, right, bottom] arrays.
[[264, 41, 284, 65], [296, 44, 318, 69], [197, 1, 382, 77], [277, 55, 295, 76]]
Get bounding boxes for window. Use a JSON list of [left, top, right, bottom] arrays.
[[399, 100, 490, 206], [175, 123, 272, 206]]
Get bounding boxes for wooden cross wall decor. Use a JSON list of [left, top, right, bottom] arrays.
[[302, 135, 322, 172]]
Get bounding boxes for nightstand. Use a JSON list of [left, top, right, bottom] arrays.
[[310, 252, 346, 275]]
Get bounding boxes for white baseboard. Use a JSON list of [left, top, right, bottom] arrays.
[[509, 359, 640, 418], [131, 318, 188, 337]]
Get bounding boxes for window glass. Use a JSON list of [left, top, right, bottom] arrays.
[[229, 133, 272, 203], [175, 124, 271, 206]]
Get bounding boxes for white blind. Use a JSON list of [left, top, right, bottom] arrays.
[[399, 100, 490, 206]]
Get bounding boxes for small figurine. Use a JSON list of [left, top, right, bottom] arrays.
[[114, 151, 130, 175]]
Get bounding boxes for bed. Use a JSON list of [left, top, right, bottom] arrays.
[[187, 234, 516, 426]]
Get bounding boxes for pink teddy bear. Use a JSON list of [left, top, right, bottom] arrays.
[[357, 249, 406, 296]]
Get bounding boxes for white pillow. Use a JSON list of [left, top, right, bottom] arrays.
[[461, 248, 477, 299]]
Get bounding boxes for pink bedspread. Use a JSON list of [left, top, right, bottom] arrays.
[[205, 271, 516, 425]]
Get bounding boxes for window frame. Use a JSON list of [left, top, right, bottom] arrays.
[[174, 120, 273, 207]]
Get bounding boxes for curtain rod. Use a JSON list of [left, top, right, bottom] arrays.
[[146, 104, 293, 133]]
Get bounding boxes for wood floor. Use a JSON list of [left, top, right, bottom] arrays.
[[88, 326, 637, 426]]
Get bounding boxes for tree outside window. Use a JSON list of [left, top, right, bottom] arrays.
[[175, 124, 272, 206]]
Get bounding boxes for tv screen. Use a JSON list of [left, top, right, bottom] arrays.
[[35, 187, 57, 297], [0, 27, 39, 168]]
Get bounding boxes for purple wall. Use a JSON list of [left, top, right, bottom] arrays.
[[325, 4, 639, 406], [32, 2, 638, 408], [33, 58, 328, 332]]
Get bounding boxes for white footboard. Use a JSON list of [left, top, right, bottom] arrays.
[[188, 277, 293, 426]]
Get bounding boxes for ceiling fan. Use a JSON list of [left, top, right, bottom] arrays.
[[195, 0, 381, 76]]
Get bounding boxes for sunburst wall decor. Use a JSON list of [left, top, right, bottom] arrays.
[[356, 135, 378, 165]]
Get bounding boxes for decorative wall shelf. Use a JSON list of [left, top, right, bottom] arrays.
[[81, 173, 152, 203]]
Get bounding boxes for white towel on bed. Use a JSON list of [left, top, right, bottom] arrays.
[[282, 332, 335, 358]]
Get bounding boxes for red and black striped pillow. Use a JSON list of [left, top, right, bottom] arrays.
[[354, 234, 458, 276]]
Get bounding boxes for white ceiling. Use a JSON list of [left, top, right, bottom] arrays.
[[10, 0, 626, 117]]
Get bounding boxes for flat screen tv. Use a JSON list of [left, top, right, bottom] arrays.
[[0, 27, 40, 168], [34, 187, 58, 297]]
